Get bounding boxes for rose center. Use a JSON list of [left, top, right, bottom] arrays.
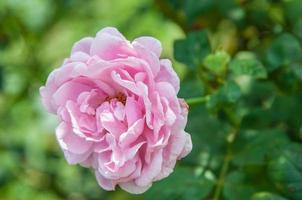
[[104, 92, 127, 105]]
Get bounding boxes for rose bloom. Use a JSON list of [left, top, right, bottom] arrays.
[[40, 27, 192, 194]]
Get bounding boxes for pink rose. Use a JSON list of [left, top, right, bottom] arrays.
[[40, 27, 192, 194]]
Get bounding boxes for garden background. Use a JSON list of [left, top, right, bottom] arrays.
[[1, 0, 302, 199]]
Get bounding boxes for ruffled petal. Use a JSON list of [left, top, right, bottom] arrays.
[[135, 149, 163, 187], [71, 37, 93, 54], [133, 36, 162, 57], [156, 59, 180, 93], [90, 28, 136, 60], [95, 171, 116, 191], [56, 122, 92, 164], [119, 181, 151, 194], [119, 118, 145, 147]]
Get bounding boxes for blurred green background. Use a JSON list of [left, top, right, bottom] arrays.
[[0, 0, 184, 199], [1, 0, 302, 200]]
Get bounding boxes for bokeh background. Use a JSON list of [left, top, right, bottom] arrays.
[[0, 0, 185, 199], [1, 0, 302, 200]]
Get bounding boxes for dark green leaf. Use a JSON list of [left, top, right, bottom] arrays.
[[206, 81, 241, 110], [174, 30, 210, 69], [184, 0, 214, 23], [265, 33, 302, 72], [268, 144, 302, 200], [293, 18, 302, 41], [233, 129, 290, 167], [223, 171, 256, 200], [144, 167, 214, 200]]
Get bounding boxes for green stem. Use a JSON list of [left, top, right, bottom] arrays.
[[213, 127, 240, 200], [186, 96, 209, 106]]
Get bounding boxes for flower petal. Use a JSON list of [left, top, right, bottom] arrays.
[[71, 37, 93, 54], [135, 149, 163, 187], [156, 59, 180, 93], [133, 36, 162, 57], [119, 181, 151, 194], [95, 171, 116, 191], [119, 118, 145, 147]]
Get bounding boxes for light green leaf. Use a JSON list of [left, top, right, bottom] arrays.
[[203, 51, 230, 75], [251, 192, 288, 200], [229, 56, 267, 79]]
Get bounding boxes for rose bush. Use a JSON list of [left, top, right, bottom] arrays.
[[40, 27, 192, 194]]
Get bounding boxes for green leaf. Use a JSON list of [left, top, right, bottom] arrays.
[[203, 51, 230, 75], [143, 167, 214, 200], [178, 77, 204, 99], [284, 0, 302, 24], [229, 55, 267, 79], [293, 18, 302, 41], [251, 192, 288, 200], [174, 30, 210, 69], [265, 33, 302, 72], [184, 0, 214, 23], [233, 129, 290, 167], [268, 144, 302, 200], [206, 81, 241, 110], [223, 171, 257, 200]]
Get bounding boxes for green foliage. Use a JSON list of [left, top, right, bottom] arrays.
[[145, 167, 214, 200], [266, 33, 302, 72], [223, 171, 256, 200], [161, 0, 302, 199], [251, 192, 288, 200], [203, 51, 230, 75], [1, 0, 302, 200], [268, 144, 302, 199], [229, 53, 267, 79], [174, 30, 210, 69], [206, 81, 241, 110]]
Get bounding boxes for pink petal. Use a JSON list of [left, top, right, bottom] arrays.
[[133, 36, 162, 57], [119, 118, 145, 147], [55, 122, 92, 165], [154, 131, 187, 180], [135, 149, 163, 187], [111, 71, 140, 95], [137, 82, 153, 129], [179, 132, 192, 158], [125, 96, 143, 126], [56, 122, 92, 154], [90, 29, 136, 60], [156, 59, 180, 93], [95, 171, 116, 191], [53, 80, 92, 108], [98, 103, 127, 137], [132, 41, 160, 77], [71, 37, 93, 54], [119, 181, 151, 194], [96, 27, 126, 40], [70, 51, 90, 62], [40, 69, 60, 113], [112, 101, 125, 121]]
